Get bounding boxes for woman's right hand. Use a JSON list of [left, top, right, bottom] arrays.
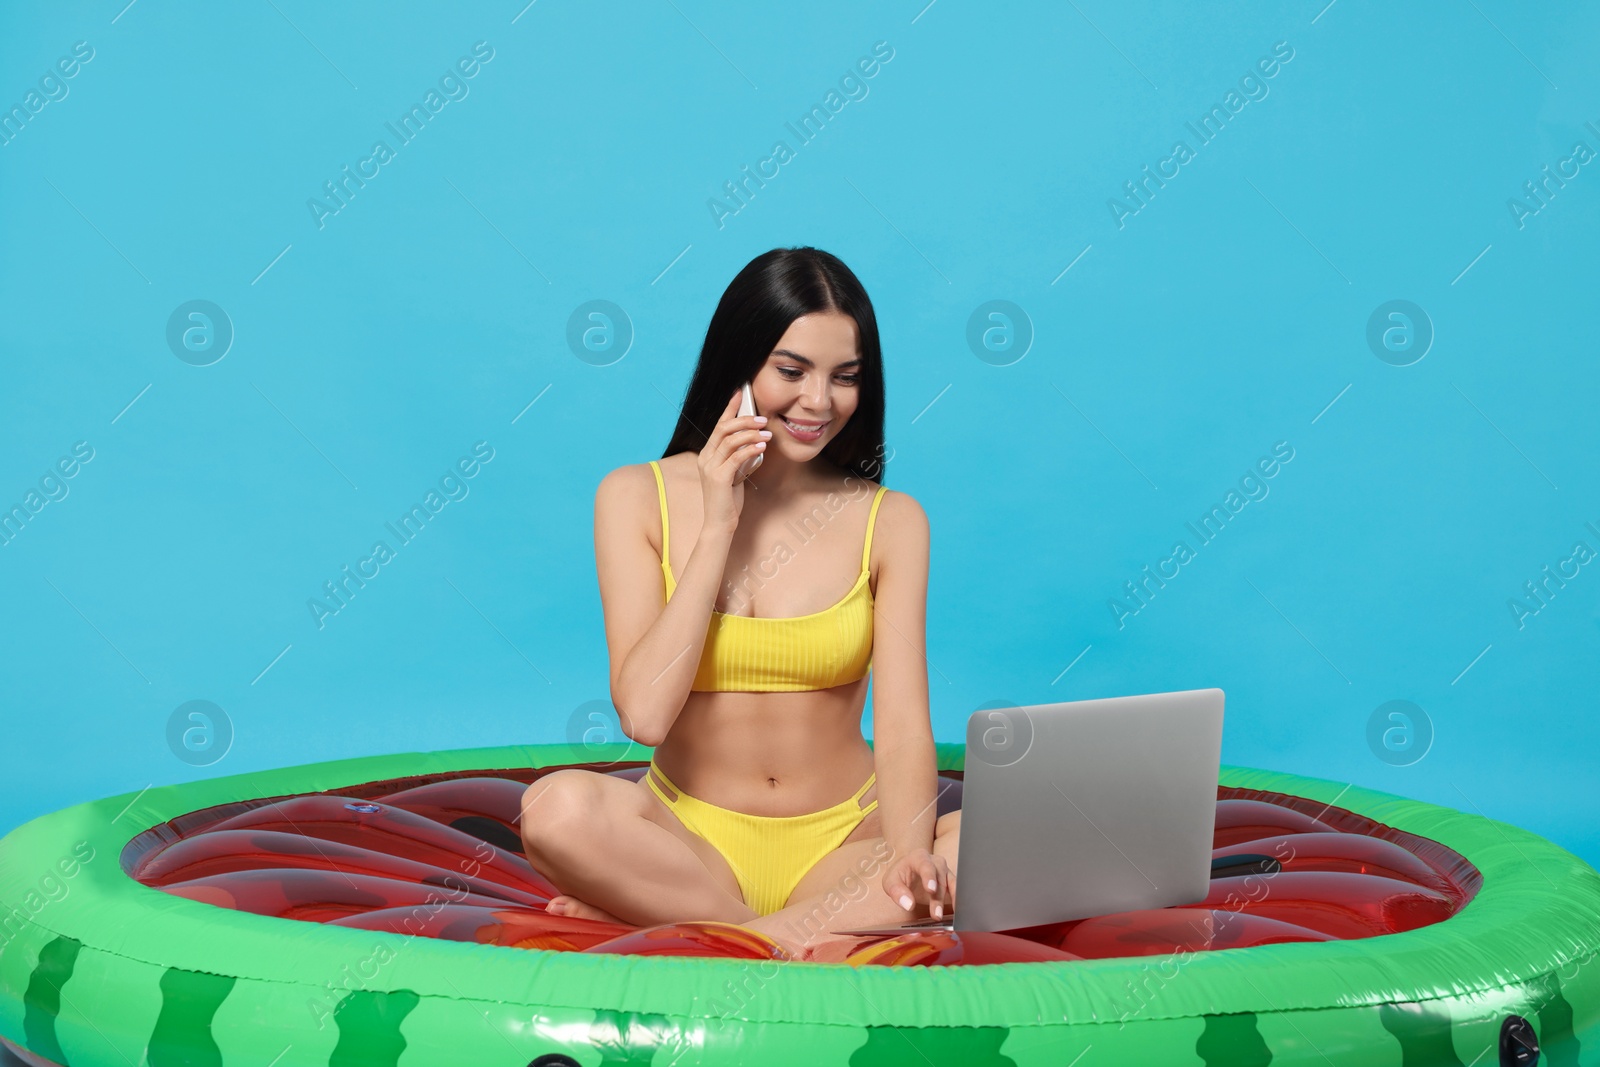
[[698, 388, 770, 533]]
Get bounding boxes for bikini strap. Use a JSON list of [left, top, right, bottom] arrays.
[[648, 460, 672, 582], [851, 771, 878, 811], [646, 757, 680, 802], [861, 485, 888, 572]]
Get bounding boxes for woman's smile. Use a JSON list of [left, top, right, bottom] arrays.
[[777, 414, 830, 442]]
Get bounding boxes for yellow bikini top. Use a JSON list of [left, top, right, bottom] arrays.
[[648, 459, 888, 693]]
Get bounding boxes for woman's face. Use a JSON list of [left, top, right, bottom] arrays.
[[752, 311, 862, 458]]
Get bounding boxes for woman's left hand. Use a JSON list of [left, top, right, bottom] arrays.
[[882, 847, 955, 919]]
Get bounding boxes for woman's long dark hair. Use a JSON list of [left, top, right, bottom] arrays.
[[661, 247, 887, 484]]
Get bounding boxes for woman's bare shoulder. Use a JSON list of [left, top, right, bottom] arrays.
[[596, 456, 688, 550], [596, 461, 651, 505], [868, 481, 924, 517], [594, 460, 665, 534], [872, 485, 928, 548]]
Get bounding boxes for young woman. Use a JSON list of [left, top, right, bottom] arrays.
[[519, 247, 958, 957]]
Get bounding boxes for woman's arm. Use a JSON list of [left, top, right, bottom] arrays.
[[866, 490, 941, 900], [594, 463, 733, 747]]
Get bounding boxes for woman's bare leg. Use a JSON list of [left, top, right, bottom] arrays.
[[744, 809, 961, 957], [519, 770, 760, 928]]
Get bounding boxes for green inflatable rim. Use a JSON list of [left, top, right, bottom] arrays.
[[2, 741, 1598, 1031]]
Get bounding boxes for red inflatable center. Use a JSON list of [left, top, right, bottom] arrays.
[[121, 762, 1482, 966]]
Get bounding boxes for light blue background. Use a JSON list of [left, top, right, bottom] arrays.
[[1, 1, 1596, 878]]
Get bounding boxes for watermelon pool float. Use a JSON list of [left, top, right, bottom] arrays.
[[1, 741, 1596, 1065]]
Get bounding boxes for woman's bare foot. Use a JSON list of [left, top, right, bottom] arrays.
[[546, 894, 630, 925]]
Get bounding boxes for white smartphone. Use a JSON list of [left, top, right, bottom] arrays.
[[736, 381, 763, 482]]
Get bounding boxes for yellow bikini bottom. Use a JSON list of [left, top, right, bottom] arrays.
[[644, 758, 879, 916]]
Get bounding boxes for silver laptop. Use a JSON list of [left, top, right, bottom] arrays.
[[840, 688, 1224, 934]]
